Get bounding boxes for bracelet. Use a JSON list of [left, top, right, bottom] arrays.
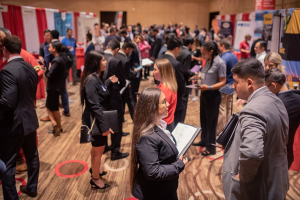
[[209, 86, 212, 90]]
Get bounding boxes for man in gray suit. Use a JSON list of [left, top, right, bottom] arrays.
[[222, 58, 289, 200]]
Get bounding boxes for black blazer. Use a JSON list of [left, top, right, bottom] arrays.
[[132, 125, 185, 200], [46, 54, 66, 91], [128, 45, 142, 80], [104, 35, 118, 49], [82, 73, 111, 135], [277, 90, 300, 167], [176, 46, 195, 83], [159, 54, 185, 110], [150, 34, 163, 59], [0, 58, 39, 137], [115, 52, 136, 80]]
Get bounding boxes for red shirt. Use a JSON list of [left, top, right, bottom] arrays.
[[158, 83, 177, 125], [239, 40, 250, 59]]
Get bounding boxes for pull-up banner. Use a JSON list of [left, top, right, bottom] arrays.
[[255, 0, 275, 10]]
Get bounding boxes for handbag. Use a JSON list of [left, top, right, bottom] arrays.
[[80, 117, 95, 144], [103, 110, 119, 133], [216, 114, 239, 147]]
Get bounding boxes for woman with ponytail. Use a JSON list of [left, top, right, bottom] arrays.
[[192, 41, 226, 156]]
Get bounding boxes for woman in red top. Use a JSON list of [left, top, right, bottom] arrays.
[[153, 58, 178, 132], [239, 34, 251, 60], [139, 35, 152, 80]]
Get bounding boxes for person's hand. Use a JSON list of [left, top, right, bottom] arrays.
[[179, 155, 188, 165], [235, 173, 240, 180], [134, 68, 142, 72], [189, 72, 198, 81], [150, 57, 155, 61], [191, 55, 195, 61], [236, 99, 247, 107], [102, 128, 114, 136], [197, 84, 209, 91], [147, 63, 152, 67], [109, 75, 118, 83]]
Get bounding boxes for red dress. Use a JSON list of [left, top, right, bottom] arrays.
[[158, 83, 177, 125]]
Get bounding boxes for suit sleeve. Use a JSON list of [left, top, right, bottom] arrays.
[[85, 79, 110, 134], [182, 54, 195, 79], [45, 60, 58, 79], [136, 135, 185, 181], [0, 69, 18, 111], [109, 60, 126, 89], [152, 38, 162, 59], [176, 63, 186, 97], [239, 109, 266, 183]]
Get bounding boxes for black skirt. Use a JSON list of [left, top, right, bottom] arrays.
[[46, 90, 60, 111]]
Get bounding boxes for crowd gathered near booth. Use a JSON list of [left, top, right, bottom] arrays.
[[0, 19, 300, 200]]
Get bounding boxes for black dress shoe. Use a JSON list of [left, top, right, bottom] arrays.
[[103, 146, 111, 154], [122, 132, 130, 137], [48, 129, 63, 133], [111, 152, 129, 161], [20, 185, 37, 197], [192, 141, 206, 147], [90, 179, 110, 190]]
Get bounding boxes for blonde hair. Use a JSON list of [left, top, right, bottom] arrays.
[[264, 52, 285, 74], [155, 59, 178, 93]]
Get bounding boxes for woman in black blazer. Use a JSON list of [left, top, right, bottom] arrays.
[[130, 88, 188, 200], [46, 41, 67, 136], [80, 51, 118, 190]]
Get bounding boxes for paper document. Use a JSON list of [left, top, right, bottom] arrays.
[[190, 65, 201, 73], [120, 80, 131, 95], [142, 58, 154, 66], [172, 123, 201, 156], [186, 84, 198, 89]]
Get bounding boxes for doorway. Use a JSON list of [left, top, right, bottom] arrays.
[[100, 11, 127, 27]]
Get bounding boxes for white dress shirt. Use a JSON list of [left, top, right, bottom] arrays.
[[256, 51, 267, 65]]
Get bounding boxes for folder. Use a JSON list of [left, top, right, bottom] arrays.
[[190, 65, 201, 73], [216, 114, 239, 147], [142, 58, 154, 66], [219, 83, 235, 95], [103, 110, 119, 132], [172, 123, 201, 156]]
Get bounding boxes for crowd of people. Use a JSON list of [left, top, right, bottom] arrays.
[[0, 19, 299, 200]]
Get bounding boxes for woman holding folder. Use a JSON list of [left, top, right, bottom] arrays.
[[130, 88, 188, 200], [80, 51, 118, 190], [153, 58, 178, 132]]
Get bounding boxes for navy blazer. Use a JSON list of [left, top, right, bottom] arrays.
[[159, 54, 185, 110], [132, 125, 185, 200], [0, 58, 38, 137], [85, 42, 95, 57]]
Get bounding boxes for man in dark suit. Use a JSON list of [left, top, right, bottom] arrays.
[[159, 37, 185, 125], [176, 36, 196, 122], [103, 39, 128, 160], [0, 35, 39, 199], [104, 27, 119, 49], [116, 41, 135, 122], [129, 32, 143, 103], [150, 28, 164, 61], [85, 33, 95, 57], [265, 68, 300, 168]]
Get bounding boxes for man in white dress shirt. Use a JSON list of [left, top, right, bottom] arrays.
[[255, 41, 267, 65]]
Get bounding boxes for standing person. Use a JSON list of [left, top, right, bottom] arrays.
[[150, 28, 163, 61], [85, 33, 95, 57], [43, 30, 59, 69], [104, 28, 118, 49], [255, 40, 267, 65], [130, 88, 188, 200], [92, 23, 105, 51], [116, 41, 135, 121], [102, 24, 108, 38], [192, 41, 226, 156], [239, 34, 251, 60], [0, 35, 39, 199], [61, 28, 78, 85], [158, 33, 176, 58], [81, 51, 117, 190], [139, 35, 151, 80], [46, 41, 67, 136], [250, 37, 263, 58], [153, 59, 178, 132], [39, 29, 51, 65], [159, 37, 185, 125], [194, 25, 200, 36], [217, 39, 238, 134], [129, 32, 143, 103], [176, 36, 196, 122], [265, 68, 300, 169], [103, 40, 128, 160], [223, 59, 289, 200], [190, 37, 202, 101], [127, 25, 134, 41]]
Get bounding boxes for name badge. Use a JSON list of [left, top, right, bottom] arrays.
[[101, 85, 106, 91]]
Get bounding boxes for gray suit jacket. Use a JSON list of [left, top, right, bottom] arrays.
[[222, 86, 289, 200]]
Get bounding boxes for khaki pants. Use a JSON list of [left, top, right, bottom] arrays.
[[217, 94, 232, 136]]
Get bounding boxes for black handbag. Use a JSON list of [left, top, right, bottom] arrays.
[[216, 114, 239, 147], [80, 117, 96, 144], [103, 110, 119, 133]]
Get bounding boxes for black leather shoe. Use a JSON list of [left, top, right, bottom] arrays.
[[20, 185, 37, 197], [90, 179, 110, 190], [192, 141, 206, 147], [122, 132, 130, 137], [103, 146, 111, 154], [111, 152, 129, 161]]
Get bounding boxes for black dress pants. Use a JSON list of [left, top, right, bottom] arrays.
[[181, 88, 189, 123], [0, 132, 39, 200], [121, 86, 135, 120], [130, 78, 141, 104], [200, 90, 222, 154]]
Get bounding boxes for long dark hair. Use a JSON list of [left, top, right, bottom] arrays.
[[80, 50, 104, 105], [50, 41, 67, 54], [202, 41, 220, 69], [130, 88, 162, 191]]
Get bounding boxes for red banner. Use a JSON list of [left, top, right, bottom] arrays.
[[255, 0, 275, 10]]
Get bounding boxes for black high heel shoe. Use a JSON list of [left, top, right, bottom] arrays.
[[90, 178, 110, 189], [89, 168, 107, 177]]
